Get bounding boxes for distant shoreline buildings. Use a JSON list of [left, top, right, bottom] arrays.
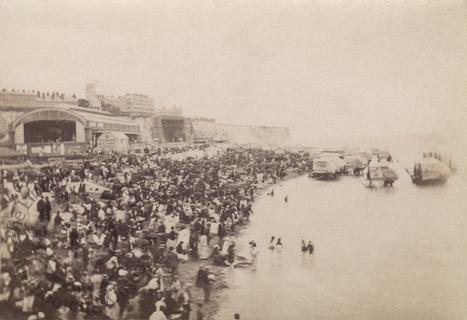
[[0, 83, 289, 156]]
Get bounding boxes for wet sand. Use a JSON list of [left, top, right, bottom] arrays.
[[175, 170, 304, 320]]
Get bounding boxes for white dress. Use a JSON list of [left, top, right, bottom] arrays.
[[197, 235, 210, 259]]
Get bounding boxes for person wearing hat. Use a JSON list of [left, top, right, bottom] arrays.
[[37, 196, 46, 225], [210, 245, 224, 266], [196, 266, 212, 303], [165, 247, 180, 276]]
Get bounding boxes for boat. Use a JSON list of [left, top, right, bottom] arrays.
[[320, 148, 346, 158], [365, 162, 398, 187], [346, 151, 372, 162], [409, 157, 451, 185], [371, 148, 393, 162], [310, 156, 344, 180], [343, 155, 367, 175], [422, 151, 457, 174]]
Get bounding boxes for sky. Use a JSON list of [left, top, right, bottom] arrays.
[[0, 0, 466, 143]]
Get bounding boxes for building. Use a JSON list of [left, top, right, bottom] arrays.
[[0, 87, 193, 155], [0, 85, 288, 156], [151, 116, 193, 144], [0, 91, 37, 108], [192, 118, 227, 143], [99, 95, 127, 113], [1, 101, 140, 156], [191, 118, 289, 145], [0, 89, 78, 110], [120, 93, 155, 116], [86, 83, 101, 110], [86, 83, 155, 116], [154, 106, 183, 117]]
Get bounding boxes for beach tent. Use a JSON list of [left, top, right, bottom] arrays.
[[96, 132, 129, 153]]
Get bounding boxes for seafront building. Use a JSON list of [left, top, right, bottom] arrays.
[[192, 118, 289, 145], [0, 85, 289, 157], [88, 83, 156, 117]]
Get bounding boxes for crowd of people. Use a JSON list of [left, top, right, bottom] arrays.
[[0, 145, 305, 320]]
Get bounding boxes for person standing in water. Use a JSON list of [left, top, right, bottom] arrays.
[[306, 241, 314, 255], [268, 236, 275, 251], [249, 241, 259, 266], [275, 238, 283, 253]]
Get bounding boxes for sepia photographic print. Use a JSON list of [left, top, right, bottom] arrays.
[[0, 1, 466, 319]]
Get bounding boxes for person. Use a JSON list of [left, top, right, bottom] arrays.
[[195, 264, 206, 305], [226, 242, 236, 266], [53, 211, 63, 232], [234, 314, 241, 319], [69, 227, 80, 252], [0, 147, 306, 320], [197, 266, 212, 303], [37, 196, 46, 222], [149, 304, 168, 320], [301, 240, 307, 253], [233, 241, 258, 268], [276, 238, 283, 253], [196, 265, 205, 288], [104, 282, 120, 320], [284, 196, 288, 203], [171, 276, 181, 293], [44, 196, 52, 223], [166, 247, 180, 275], [197, 234, 210, 260], [249, 241, 259, 266], [306, 241, 314, 255], [353, 167, 361, 176], [268, 236, 275, 251], [176, 241, 189, 262], [210, 245, 224, 266], [164, 289, 183, 318]]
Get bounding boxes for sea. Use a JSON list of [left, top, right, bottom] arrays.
[[215, 134, 467, 320]]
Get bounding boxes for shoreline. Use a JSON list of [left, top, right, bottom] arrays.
[[178, 170, 304, 320]]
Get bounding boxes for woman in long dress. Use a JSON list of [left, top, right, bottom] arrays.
[[197, 234, 210, 259]]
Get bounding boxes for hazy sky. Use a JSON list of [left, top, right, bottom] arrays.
[[1, 0, 466, 143]]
